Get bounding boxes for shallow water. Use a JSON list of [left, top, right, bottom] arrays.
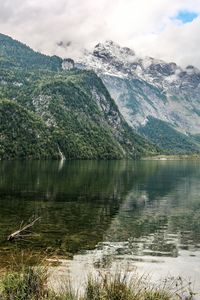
[[0, 160, 200, 291]]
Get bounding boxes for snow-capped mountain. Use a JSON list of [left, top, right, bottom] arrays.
[[76, 40, 200, 153]]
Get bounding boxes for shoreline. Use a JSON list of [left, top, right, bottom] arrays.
[[0, 260, 198, 300], [142, 154, 200, 160]]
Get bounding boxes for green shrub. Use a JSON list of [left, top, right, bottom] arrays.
[[0, 267, 47, 300]]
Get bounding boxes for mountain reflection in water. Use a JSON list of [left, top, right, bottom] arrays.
[[0, 160, 200, 288]]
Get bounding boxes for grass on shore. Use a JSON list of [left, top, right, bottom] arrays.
[[0, 266, 195, 300]]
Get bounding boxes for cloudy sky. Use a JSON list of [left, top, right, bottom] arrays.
[[0, 0, 200, 67]]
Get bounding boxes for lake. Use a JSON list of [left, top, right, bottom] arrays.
[[0, 160, 200, 292]]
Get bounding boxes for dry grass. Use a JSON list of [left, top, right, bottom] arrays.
[[0, 267, 196, 300]]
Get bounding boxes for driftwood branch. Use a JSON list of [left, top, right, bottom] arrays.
[[7, 217, 41, 241]]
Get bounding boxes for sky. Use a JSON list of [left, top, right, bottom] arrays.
[[0, 0, 200, 68]]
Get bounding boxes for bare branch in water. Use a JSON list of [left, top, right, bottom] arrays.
[[7, 217, 41, 242]]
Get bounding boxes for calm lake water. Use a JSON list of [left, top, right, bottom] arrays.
[[0, 160, 200, 290]]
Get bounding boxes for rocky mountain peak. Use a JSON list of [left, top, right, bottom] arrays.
[[76, 39, 200, 151], [185, 65, 199, 75], [93, 40, 135, 62], [78, 40, 200, 88]]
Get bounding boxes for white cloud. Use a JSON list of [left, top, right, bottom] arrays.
[[0, 0, 200, 67]]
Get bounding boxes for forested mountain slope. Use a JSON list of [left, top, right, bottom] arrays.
[[0, 34, 158, 160]]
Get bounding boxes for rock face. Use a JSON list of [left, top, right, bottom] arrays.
[[62, 58, 74, 70], [77, 41, 200, 153]]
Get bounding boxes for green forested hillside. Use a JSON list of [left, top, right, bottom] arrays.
[[138, 116, 200, 154], [0, 33, 158, 160], [0, 33, 62, 71], [0, 99, 58, 159]]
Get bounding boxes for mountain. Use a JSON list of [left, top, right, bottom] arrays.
[[77, 40, 200, 154], [0, 33, 157, 160]]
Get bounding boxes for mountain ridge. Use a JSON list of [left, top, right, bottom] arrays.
[[77, 40, 200, 153], [0, 33, 62, 71]]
